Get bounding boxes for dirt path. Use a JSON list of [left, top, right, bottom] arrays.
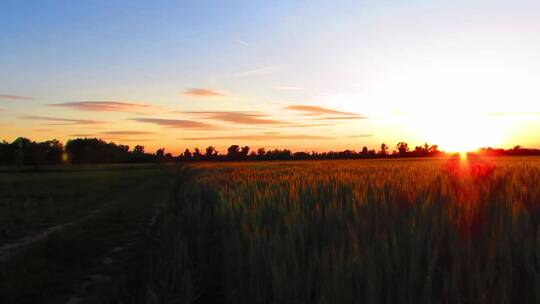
[[64, 194, 170, 304], [0, 169, 179, 304], [0, 203, 109, 262]]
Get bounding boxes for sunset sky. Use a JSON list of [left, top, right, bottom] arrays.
[[1, 0, 540, 154]]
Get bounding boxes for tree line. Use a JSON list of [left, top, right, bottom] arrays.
[[1, 137, 539, 166], [178, 142, 444, 161]]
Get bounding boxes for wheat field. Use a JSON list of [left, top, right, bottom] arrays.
[[121, 157, 540, 304]]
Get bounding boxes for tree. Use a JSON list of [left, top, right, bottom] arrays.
[[205, 146, 216, 159], [257, 147, 266, 156], [183, 148, 192, 159], [240, 146, 250, 159], [361, 146, 369, 156], [133, 145, 145, 154], [41, 139, 64, 163], [396, 142, 409, 155], [379, 143, 388, 156], [193, 148, 202, 160], [66, 138, 132, 164], [156, 148, 165, 158], [227, 145, 240, 160]]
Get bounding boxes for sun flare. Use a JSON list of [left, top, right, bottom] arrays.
[[409, 111, 505, 153]]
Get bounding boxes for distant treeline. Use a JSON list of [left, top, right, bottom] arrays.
[[1, 137, 540, 165], [0, 137, 154, 165]]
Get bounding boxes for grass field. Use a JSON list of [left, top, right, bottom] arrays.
[[3, 158, 540, 303], [0, 164, 178, 304]]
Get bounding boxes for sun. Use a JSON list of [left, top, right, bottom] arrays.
[[412, 111, 504, 153]]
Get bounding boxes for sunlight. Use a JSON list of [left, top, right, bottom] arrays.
[[405, 108, 506, 153], [459, 150, 468, 161]]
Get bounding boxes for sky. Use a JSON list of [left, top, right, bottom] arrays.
[[1, 0, 540, 154]]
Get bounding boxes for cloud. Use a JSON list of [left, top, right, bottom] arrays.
[[233, 66, 278, 78], [69, 134, 97, 137], [313, 115, 368, 120], [284, 105, 361, 116], [274, 123, 334, 128], [101, 131, 155, 135], [345, 134, 374, 138], [185, 111, 288, 125], [49, 101, 156, 113], [131, 118, 216, 129], [68, 134, 153, 142], [235, 39, 249, 46], [101, 137, 153, 142], [21, 115, 105, 125], [181, 134, 334, 141], [0, 94, 33, 100], [183, 88, 224, 97]]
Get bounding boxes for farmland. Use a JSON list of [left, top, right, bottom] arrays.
[[0, 164, 177, 304], [3, 157, 540, 303], [133, 157, 540, 304]]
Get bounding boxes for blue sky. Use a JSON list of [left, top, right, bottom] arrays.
[[1, 0, 540, 153]]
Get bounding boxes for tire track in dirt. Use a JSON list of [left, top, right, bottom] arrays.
[[64, 165, 190, 304], [0, 203, 109, 262]]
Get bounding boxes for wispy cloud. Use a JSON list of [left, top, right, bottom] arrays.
[[183, 88, 224, 97], [21, 115, 105, 125], [284, 105, 369, 122], [185, 111, 288, 125], [69, 133, 97, 137], [0, 94, 33, 100], [49, 101, 156, 113], [235, 39, 249, 46], [233, 66, 278, 78], [274, 123, 334, 128], [101, 137, 153, 142], [313, 115, 368, 120], [131, 118, 216, 129], [285, 105, 360, 116], [345, 134, 374, 138], [101, 131, 155, 135], [67, 133, 154, 143], [181, 134, 334, 141]]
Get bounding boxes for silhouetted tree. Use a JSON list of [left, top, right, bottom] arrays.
[[155, 148, 165, 163], [379, 143, 388, 156], [134, 145, 145, 154], [240, 146, 250, 159], [227, 145, 241, 160], [193, 148, 202, 160], [396, 142, 409, 155], [65, 138, 131, 164], [361, 146, 369, 156], [205, 146, 217, 159], [183, 148, 192, 159], [8, 135, 540, 165]]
